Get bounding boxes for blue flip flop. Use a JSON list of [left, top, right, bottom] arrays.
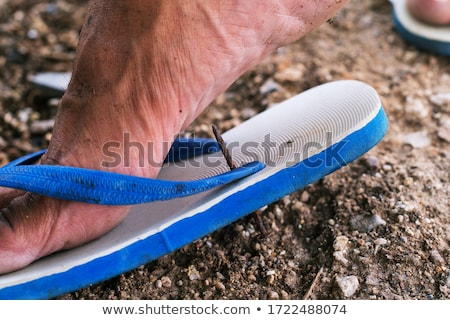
[[391, 0, 450, 56], [0, 80, 388, 299]]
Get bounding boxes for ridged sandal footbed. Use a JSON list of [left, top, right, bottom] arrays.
[[0, 80, 388, 299], [391, 0, 450, 56]]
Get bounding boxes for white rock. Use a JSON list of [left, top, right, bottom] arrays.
[[351, 214, 386, 233], [333, 251, 349, 265], [374, 238, 388, 246], [30, 119, 55, 134], [403, 131, 431, 148], [259, 78, 280, 94], [407, 98, 428, 118], [430, 92, 450, 107], [333, 236, 349, 251], [274, 66, 304, 82], [438, 116, 450, 143], [336, 276, 359, 298]]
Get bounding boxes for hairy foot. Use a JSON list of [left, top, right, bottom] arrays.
[[407, 0, 450, 25], [0, 0, 349, 274]]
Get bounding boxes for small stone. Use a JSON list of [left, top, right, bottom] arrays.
[[188, 265, 201, 281], [0, 136, 6, 148], [216, 272, 225, 280], [403, 177, 414, 186], [27, 29, 39, 40], [406, 97, 428, 118], [280, 290, 290, 299], [437, 116, 450, 142], [374, 238, 388, 246], [30, 119, 55, 134], [0, 152, 9, 166], [274, 66, 304, 82], [266, 270, 276, 276], [350, 214, 386, 233], [336, 276, 359, 298], [160, 276, 172, 288], [333, 251, 348, 265], [259, 78, 280, 94], [430, 92, 450, 107], [268, 291, 280, 300], [429, 249, 444, 265], [333, 236, 349, 251], [155, 280, 162, 288], [300, 190, 310, 202], [215, 281, 226, 292], [365, 155, 380, 169], [403, 131, 431, 148]]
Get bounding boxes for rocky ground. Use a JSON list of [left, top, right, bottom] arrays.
[[0, 0, 449, 300]]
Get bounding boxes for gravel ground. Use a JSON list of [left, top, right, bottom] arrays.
[[1, 0, 449, 300]]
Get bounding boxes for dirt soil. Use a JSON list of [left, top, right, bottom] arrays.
[[1, 0, 449, 300]]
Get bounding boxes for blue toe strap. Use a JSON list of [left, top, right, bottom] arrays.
[[163, 137, 221, 163], [0, 138, 265, 205]]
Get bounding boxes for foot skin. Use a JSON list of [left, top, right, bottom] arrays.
[[407, 0, 450, 25], [0, 0, 349, 274]]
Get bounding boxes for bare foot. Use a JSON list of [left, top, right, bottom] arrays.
[[0, 0, 349, 274], [407, 0, 450, 25]]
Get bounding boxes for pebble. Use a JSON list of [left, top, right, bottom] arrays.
[[429, 249, 444, 265], [350, 214, 386, 233], [403, 131, 431, 148], [30, 119, 55, 134], [268, 291, 280, 300], [259, 78, 280, 95], [406, 97, 429, 118], [336, 276, 359, 298], [160, 276, 172, 288], [300, 190, 310, 203], [430, 92, 450, 107], [27, 29, 39, 40], [274, 66, 304, 82], [188, 265, 201, 281], [403, 177, 414, 187], [374, 238, 388, 246], [333, 236, 349, 251], [333, 251, 348, 265], [0, 152, 8, 166], [333, 236, 350, 265], [365, 155, 380, 169], [215, 281, 226, 292], [0, 136, 6, 149], [437, 116, 450, 143], [266, 270, 276, 277]]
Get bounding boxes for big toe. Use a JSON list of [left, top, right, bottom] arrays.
[[0, 191, 129, 274]]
